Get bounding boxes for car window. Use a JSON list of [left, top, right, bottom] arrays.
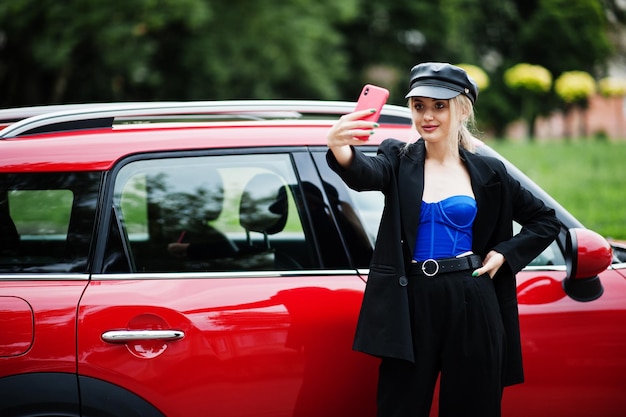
[[512, 222, 564, 267], [0, 172, 101, 273], [345, 189, 384, 247], [104, 154, 333, 273], [310, 151, 375, 268]]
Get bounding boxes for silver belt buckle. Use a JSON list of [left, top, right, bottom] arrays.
[[421, 258, 439, 277]]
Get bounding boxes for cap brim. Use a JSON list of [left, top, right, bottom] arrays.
[[405, 85, 461, 100]]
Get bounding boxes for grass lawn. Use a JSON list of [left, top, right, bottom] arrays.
[[486, 139, 626, 240]]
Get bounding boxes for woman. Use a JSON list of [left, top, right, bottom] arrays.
[[326, 62, 560, 417]]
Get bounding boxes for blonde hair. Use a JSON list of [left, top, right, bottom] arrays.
[[406, 95, 477, 153], [449, 94, 476, 153]]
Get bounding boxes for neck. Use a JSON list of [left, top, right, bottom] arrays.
[[425, 141, 459, 163]]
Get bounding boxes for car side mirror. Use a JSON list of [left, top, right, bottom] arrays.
[[563, 228, 612, 302]]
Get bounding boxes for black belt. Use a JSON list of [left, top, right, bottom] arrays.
[[410, 254, 482, 277]]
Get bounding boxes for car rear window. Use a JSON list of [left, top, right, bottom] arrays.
[[0, 172, 102, 273]]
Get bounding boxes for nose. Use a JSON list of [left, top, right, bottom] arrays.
[[423, 109, 434, 120]]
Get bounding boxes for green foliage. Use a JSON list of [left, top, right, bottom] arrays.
[[518, 0, 613, 76], [0, 0, 359, 104], [188, 0, 360, 100], [489, 140, 626, 240]]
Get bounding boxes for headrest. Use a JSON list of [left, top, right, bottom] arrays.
[[239, 173, 288, 235]]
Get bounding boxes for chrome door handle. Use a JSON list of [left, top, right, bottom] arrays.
[[101, 330, 185, 343]]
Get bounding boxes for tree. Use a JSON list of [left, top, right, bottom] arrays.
[[518, 0, 613, 76], [0, 0, 215, 105], [0, 0, 623, 141], [0, 0, 360, 106], [503, 64, 552, 139], [335, 0, 522, 104], [554, 71, 597, 138], [170, 0, 361, 100]]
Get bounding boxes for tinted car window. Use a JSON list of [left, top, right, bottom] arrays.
[[310, 151, 375, 268], [104, 153, 338, 273], [0, 172, 101, 273]]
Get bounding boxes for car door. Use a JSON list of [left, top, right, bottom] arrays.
[[77, 150, 379, 417], [312, 147, 626, 417], [0, 171, 101, 416]]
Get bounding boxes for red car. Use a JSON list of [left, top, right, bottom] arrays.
[[0, 101, 624, 417]]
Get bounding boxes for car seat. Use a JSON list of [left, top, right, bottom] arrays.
[[239, 172, 299, 269], [108, 166, 236, 272]]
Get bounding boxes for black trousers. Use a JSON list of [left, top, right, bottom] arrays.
[[376, 269, 505, 417]]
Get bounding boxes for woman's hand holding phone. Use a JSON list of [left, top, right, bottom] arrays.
[[326, 84, 389, 167], [328, 84, 389, 143], [326, 110, 379, 167], [353, 84, 389, 139], [327, 109, 379, 144]]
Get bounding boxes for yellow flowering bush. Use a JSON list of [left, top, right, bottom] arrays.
[[504, 63, 552, 93], [598, 77, 626, 97], [457, 64, 489, 90], [554, 71, 596, 103]]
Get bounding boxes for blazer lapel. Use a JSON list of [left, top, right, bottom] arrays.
[[398, 140, 425, 258], [461, 148, 502, 253]]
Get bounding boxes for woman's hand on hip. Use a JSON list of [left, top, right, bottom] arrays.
[[472, 251, 505, 279]]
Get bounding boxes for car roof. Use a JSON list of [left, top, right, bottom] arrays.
[[0, 101, 416, 173]]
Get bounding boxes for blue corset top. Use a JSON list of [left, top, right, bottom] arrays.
[[413, 195, 477, 261]]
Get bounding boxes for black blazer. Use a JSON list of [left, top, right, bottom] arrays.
[[327, 138, 560, 386]]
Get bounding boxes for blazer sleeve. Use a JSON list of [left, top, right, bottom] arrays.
[[326, 139, 405, 192], [490, 161, 561, 275]]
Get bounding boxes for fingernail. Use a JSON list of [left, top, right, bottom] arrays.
[[374, 123, 379, 128], [370, 109, 376, 113], [369, 131, 375, 135], [472, 271, 479, 277]]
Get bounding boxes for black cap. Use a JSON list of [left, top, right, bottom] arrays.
[[405, 62, 478, 104]]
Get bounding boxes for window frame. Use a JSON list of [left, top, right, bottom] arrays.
[[0, 171, 103, 275], [93, 147, 355, 275]]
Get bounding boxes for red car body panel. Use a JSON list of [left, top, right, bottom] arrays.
[[0, 124, 414, 172], [0, 280, 87, 374], [500, 269, 626, 417], [77, 275, 379, 417]]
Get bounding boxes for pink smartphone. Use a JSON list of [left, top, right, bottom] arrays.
[[354, 84, 390, 122]]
